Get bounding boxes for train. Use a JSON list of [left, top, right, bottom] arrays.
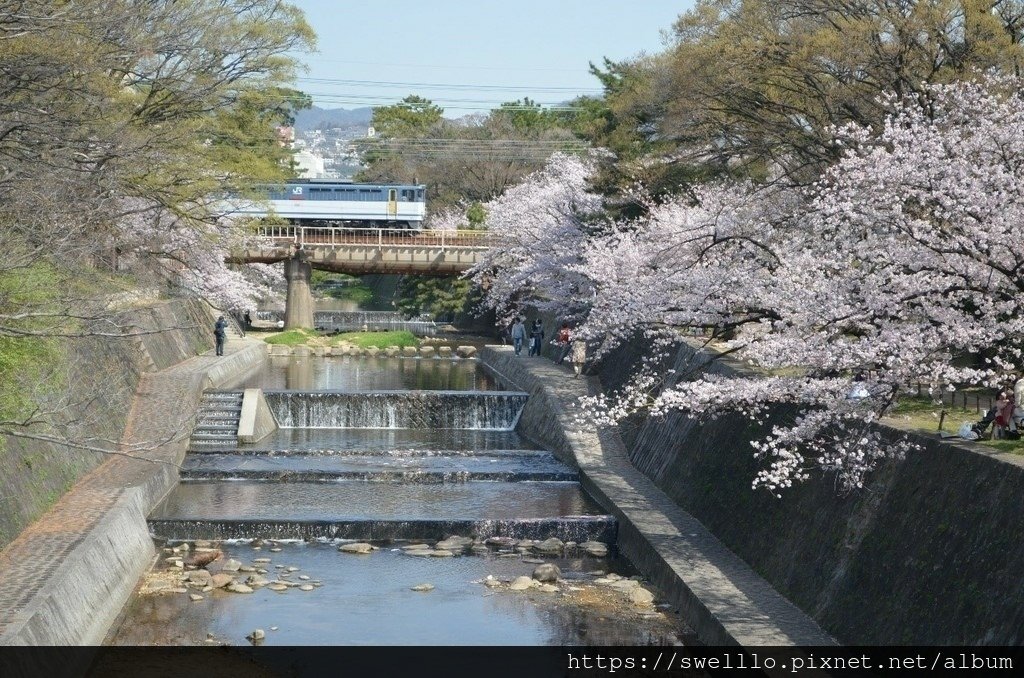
[[224, 180, 427, 229]]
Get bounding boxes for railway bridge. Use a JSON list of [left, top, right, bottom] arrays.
[[228, 226, 494, 328]]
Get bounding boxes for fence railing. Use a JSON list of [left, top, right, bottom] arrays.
[[252, 226, 495, 250]]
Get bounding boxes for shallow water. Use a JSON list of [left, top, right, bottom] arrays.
[[154, 481, 602, 522], [182, 452, 577, 482], [233, 356, 500, 392], [109, 542, 688, 646], [214, 428, 538, 455]]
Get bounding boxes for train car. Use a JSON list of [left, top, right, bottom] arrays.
[[226, 180, 427, 229]]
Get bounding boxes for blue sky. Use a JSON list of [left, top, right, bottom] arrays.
[[288, 1, 693, 115]]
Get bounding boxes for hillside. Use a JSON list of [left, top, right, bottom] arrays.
[[294, 106, 373, 132]]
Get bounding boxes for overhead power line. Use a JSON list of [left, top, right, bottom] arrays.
[[296, 76, 602, 94], [300, 57, 590, 73]]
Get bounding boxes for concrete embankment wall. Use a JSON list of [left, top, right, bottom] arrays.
[[596, 338, 1024, 645], [483, 347, 834, 647], [0, 298, 267, 646], [0, 299, 212, 549]]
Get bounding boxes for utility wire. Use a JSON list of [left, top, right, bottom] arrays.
[[296, 76, 602, 94]]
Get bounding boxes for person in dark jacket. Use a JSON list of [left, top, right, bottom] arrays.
[[529, 319, 544, 356], [214, 315, 228, 356]]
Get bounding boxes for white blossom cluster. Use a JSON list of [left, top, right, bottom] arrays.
[[115, 201, 281, 311], [482, 76, 1024, 493], [468, 153, 604, 324]]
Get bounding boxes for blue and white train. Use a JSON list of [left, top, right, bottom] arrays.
[[226, 180, 427, 229]]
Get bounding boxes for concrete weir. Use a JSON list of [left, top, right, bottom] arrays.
[[0, 338, 267, 646], [481, 346, 835, 647]]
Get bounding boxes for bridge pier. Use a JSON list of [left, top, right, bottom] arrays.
[[283, 255, 314, 329]]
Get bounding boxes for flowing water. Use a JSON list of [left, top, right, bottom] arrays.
[[109, 356, 690, 645]]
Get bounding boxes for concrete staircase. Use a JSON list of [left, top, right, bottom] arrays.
[[189, 391, 243, 450]]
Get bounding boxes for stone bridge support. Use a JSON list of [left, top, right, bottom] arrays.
[[283, 255, 314, 329]]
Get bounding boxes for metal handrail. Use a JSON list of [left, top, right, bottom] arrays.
[[251, 225, 495, 250]]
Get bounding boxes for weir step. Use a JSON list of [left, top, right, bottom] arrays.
[[147, 516, 616, 543]]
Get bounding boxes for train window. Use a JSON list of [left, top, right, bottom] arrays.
[[416, 189, 424, 200]]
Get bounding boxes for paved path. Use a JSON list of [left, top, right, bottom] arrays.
[[0, 338, 265, 645], [482, 346, 836, 647]]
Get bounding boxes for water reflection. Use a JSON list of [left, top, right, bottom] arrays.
[[238, 356, 498, 392]]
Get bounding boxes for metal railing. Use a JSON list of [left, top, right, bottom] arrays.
[[252, 225, 496, 250]]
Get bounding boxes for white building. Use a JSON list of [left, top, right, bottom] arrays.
[[293, 149, 326, 178]]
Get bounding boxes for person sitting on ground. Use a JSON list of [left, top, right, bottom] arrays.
[[994, 392, 1014, 439]]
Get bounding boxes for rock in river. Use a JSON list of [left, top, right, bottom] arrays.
[[533, 537, 564, 554], [509, 576, 536, 591], [338, 543, 374, 554], [211, 573, 234, 588], [410, 583, 435, 592], [629, 587, 655, 605], [532, 563, 561, 583]]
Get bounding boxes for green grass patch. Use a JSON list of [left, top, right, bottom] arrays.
[[885, 396, 1024, 454], [263, 328, 320, 345], [331, 330, 418, 349]]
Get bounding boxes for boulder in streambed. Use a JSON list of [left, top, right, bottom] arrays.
[[509, 576, 536, 591], [338, 542, 375, 554], [532, 563, 561, 583]]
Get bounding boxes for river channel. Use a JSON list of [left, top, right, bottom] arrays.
[[107, 349, 691, 645]]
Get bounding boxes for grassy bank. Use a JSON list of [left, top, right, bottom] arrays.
[[884, 396, 1023, 455], [263, 328, 419, 349]]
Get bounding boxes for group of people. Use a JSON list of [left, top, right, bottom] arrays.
[[508, 317, 587, 377], [966, 377, 1024, 440], [992, 380, 1024, 439]]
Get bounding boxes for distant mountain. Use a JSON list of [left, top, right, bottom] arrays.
[[294, 106, 374, 132]]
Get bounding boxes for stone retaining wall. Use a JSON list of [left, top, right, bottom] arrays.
[[595, 338, 1024, 645], [0, 299, 212, 549], [0, 299, 268, 646], [482, 347, 834, 646]]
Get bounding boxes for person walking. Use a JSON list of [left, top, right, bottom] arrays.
[[570, 337, 586, 378], [511, 317, 526, 355], [554, 322, 571, 364], [529, 319, 544, 357], [214, 315, 228, 356]]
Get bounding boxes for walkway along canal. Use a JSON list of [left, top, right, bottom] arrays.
[[109, 353, 690, 645]]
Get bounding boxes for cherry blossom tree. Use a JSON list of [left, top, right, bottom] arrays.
[[468, 153, 604, 323], [114, 203, 282, 312], [479, 76, 1024, 494]]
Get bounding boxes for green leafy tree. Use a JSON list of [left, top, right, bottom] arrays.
[[371, 95, 445, 138], [0, 0, 314, 451]]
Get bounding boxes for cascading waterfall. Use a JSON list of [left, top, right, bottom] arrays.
[[314, 310, 438, 335], [265, 390, 528, 430]]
